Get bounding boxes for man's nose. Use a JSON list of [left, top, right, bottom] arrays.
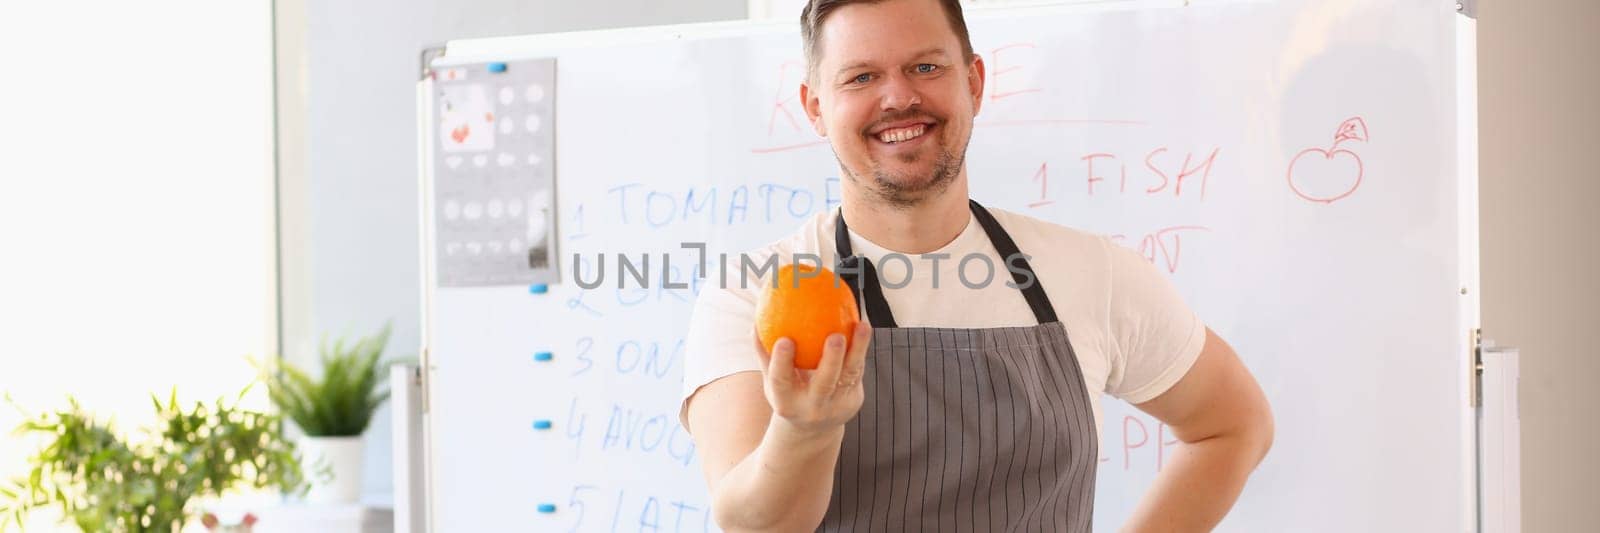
[[879, 73, 922, 111]]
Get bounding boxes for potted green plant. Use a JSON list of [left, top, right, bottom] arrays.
[[0, 388, 307, 532], [255, 323, 394, 503]]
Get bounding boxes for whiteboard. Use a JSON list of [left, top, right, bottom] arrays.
[[419, 1, 1480, 531]]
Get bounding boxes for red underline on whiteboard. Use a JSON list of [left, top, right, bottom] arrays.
[[977, 119, 1148, 127], [749, 140, 829, 153]]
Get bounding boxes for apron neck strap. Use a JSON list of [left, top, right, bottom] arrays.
[[835, 213, 899, 328], [833, 200, 1059, 327], [967, 199, 1059, 324]]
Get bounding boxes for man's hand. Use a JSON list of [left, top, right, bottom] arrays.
[[686, 322, 873, 531], [755, 322, 874, 437]]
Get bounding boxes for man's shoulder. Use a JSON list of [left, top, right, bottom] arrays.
[[733, 208, 834, 266], [984, 205, 1112, 253], [980, 205, 1127, 291]]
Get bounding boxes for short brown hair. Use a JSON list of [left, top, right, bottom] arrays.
[[800, 0, 975, 79]]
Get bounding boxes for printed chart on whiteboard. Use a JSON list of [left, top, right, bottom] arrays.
[[431, 58, 558, 287]]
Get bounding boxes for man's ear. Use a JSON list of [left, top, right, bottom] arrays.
[[968, 53, 987, 117], [801, 79, 827, 137]]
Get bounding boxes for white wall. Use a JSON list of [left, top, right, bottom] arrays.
[[1478, 1, 1600, 530], [274, 0, 746, 505]]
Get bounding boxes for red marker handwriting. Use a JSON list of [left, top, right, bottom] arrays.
[[1123, 415, 1146, 470], [1082, 153, 1121, 196], [1082, 147, 1219, 200], [1028, 162, 1054, 208], [988, 43, 1041, 102], [1110, 225, 1212, 274], [1120, 415, 1182, 472], [766, 61, 807, 137], [1287, 116, 1368, 204], [1174, 149, 1219, 199], [752, 61, 827, 154]]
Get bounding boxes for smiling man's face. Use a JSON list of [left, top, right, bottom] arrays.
[[802, 0, 985, 208]]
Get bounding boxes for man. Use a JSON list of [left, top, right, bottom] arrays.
[[680, 0, 1275, 530]]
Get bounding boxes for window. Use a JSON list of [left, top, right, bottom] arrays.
[[0, 1, 276, 523]]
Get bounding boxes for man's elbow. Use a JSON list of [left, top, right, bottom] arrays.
[[711, 490, 817, 533], [1244, 396, 1275, 468], [710, 497, 767, 532], [711, 511, 812, 533]]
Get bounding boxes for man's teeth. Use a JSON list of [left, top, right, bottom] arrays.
[[877, 124, 927, 144]]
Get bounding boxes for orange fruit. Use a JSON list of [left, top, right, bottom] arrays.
[[755, 263, 860, 370]]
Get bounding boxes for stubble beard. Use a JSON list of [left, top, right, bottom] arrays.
[[837, 128, 968, 209]]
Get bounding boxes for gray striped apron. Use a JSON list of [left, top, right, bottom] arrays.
[[822, 200, 1098, 532]]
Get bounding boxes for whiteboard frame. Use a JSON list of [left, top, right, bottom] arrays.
[[415, 72, 440, 533], [1457, 13, 1484, 532]]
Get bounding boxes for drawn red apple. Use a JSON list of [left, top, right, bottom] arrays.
[[1288, 117, 1368, 204]]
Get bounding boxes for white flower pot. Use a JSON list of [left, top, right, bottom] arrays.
[[300, 435, 365, 503]]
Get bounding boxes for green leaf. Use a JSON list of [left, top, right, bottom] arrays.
[[2, 385, 309, 530], [255, 323, 396, 437]]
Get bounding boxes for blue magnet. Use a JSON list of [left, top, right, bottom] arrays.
[[528, 283, 549, 294], [532, 419, 553, 430], [533, 351, 554, 362], [488, 62, 508, 73], [537, 503, 557, 513]]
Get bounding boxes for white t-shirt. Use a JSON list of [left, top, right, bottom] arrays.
[[680, 205, 1206, 439]]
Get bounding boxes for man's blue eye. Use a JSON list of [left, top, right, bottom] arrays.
[[852, 73, 872, 84], [916, 64, 938, 74]]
